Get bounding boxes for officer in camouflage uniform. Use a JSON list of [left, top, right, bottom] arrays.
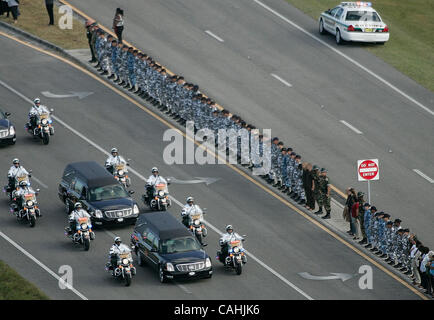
[[272, 142, 284, 186], [319, 168, 331, 219], [290, 155, 302, 198], [312, 165, 322, 214], [279, 148, 289, 192], [96, 31, 107, 73], [364, 205, 377, 248], [119, 45, 130, 87], [391, 228, 405, 267], [286, 152, 297, 195], [398, 229, 411, 272], [386, 219, 402, 264], [371, 212, 385, 252], [293, 159, 306, 205], [109, 39, 119, 81], [267, 137, 280, 184], [113, 42, 124, 83], [362, 203, 371, 246], [100, 35, 113, 76], [376, 213, 390, 256], [383, 220, 394, 259], [126, 47, 136, 90]]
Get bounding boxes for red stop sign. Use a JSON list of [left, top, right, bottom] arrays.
[[358, 160, 378, 180]]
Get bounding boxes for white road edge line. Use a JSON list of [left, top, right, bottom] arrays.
[[412, 169, 434, 184], [0, 78, 314, 301], [340, 120, 363, 134], [0, 231, 88, 300], [253, 0, 434, 117], [31, 175, 48, 189], [205, 30, 225, 43], [270, 73, 293, 87]]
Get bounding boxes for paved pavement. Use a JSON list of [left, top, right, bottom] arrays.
[[0, 33, 423, 300]]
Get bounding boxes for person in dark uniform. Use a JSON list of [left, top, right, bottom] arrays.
[[85, 20, 98, 63], [45, 0, 54, 25]]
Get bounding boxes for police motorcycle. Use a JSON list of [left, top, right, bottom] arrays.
[[10, 187, 41, 228], [3, 171, 32, 202], [113, 163, 131, 188], [65, 216, 95, 251], [217, 237, 247, 275], [186, 208, 208, 246], [25, 109, 54, 145], [106, 248, 136, 287], [142, 179, 172, 211]]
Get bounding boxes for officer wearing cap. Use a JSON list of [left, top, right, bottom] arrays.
[[361, 203, 371, 245], [356, 191, 367, 243], [86, 20, 98, 63], [370, 211, 384, 252], [311, 165, 321, 213], [279, 148, 289, 192], [286, 152, 297, 195], [364, 205, 377, 248]]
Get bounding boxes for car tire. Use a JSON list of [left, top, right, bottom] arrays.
[[336, 29, 344, 45], [319, 19, 326, 35], [137, 250, 145, 267], [159, 265, 167, 283]]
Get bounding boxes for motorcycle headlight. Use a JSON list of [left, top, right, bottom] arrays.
[[158, 190, 165, 197], [122, 258, 129, 265], [233, 247, 240, 253], [9, 126, 15, 136], [94, 209, 103, 218], [166, 262, 174, 272], [80, 223, 88, 230], [133, 204, 139, 214], [205, 258, 212, 268], [194, 219, 200, 226], [41, 119, 48, 125], [26, 200, 34, 207], [118, 170, 124, 176]]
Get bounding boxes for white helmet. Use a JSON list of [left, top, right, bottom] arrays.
[[114, 236, 121, 244], [111, 147, 118, 154], [225, 225, 233, 232], [151, 167, 158, 173], [74, 202, 82, 209], [186, 196, 194, 203], [13, 158, 20, 164], [34, 98, 41, 105]]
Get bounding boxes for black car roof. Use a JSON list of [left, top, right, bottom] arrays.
[[66, 161, 116, 188], [136, 212, 191, 240]]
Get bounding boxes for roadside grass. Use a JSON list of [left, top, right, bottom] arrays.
[[285, 0, 434, 92], [1, 0, 87, 49], [0, 260, 49, 300]]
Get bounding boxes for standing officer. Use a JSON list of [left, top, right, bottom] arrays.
[[312, 165, 322, 214], [85, 20, 97, 63], [319, 168, 331, 219]]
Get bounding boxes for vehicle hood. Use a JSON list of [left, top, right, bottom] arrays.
[[89, 198, 134, 211], [0, 119, 10, 130], [160, 250, 208, 264]]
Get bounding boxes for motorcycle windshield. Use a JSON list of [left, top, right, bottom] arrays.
[[115, 164, 125, 171], [24, 193, 36, 202], [78, 217, 88, 224], [229, 240, 241, 247], [191, 214, 202, 221], [155, 183, 167, 192], [119, 253, 131, 259], [16, 175, 29, 182], [39, 112, 49, 120]]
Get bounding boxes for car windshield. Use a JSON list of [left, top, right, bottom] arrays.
[[88, 184, 129, 201], [160, 236, 201, 254], [346, 11, 381, 22]]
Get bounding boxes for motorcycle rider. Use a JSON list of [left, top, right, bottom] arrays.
[[144, 167, 167, 202], [181, 196, 203, 228], [67, 202, 91, 235], [218, 225, 245, 264], [105, 147, 128, 175], [7, 158, 30, 191], [28, 98, 50, 133], [12, 180, 39, 217], [107, 237, 131, 275]]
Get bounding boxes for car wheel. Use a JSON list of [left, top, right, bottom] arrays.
[[336, 29, 344, 45], [137, 250, 145, 267], [159, 265, 166, 283], [319, 19, 326, 35]]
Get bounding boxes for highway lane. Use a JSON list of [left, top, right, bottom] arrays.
[[63, 0, 434, 247], [0, 33, 421, 299]]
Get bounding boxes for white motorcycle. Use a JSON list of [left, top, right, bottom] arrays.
[[106, 250, 136, 286], [186, 209, 208, 246], [10, 188, 41, 228], [113, 163, 131, 188], [26, 110, 54, 145], [65, 217, 95, 251]]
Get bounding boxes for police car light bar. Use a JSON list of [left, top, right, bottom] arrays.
[[341, 2, 372, 6]]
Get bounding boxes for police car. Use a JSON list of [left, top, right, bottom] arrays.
[[318, 2, 389, 45]]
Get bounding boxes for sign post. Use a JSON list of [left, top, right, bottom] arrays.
[[357, 159, 379, 204]]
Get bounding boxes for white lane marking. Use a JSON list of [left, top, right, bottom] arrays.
[[253, 0, 434, 117], [31, 175, 48, 189], [271, 73, 293, 87], [0, 79, 313, 300], [0, 231, 88, 300], [413, 169, 434, 184], [173, 281, 193, 294], [168, 197, 314, 300], [205, 30, 225, 43], [340, 120, 363, 134]]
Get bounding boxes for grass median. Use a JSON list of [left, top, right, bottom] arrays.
[[1, 0, 87, 49], [0, 260, 49, 300], [286, 0, 434, 92]]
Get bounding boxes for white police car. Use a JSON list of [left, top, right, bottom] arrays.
[[318, 2, 389, 45]]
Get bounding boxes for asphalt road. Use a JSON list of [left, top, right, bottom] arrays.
[[63, 0, 434, 247], [0, 33, 422, 300]]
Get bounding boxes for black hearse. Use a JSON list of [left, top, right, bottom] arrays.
[[0, 108, 16, 145], [131, 211, 213, 283], [58, 161, 139, 226]]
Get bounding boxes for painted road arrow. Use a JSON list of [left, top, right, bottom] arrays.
[[167, 177, 220, 186], [41, 91, 93, 99], [298, 272, 356, 282]]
